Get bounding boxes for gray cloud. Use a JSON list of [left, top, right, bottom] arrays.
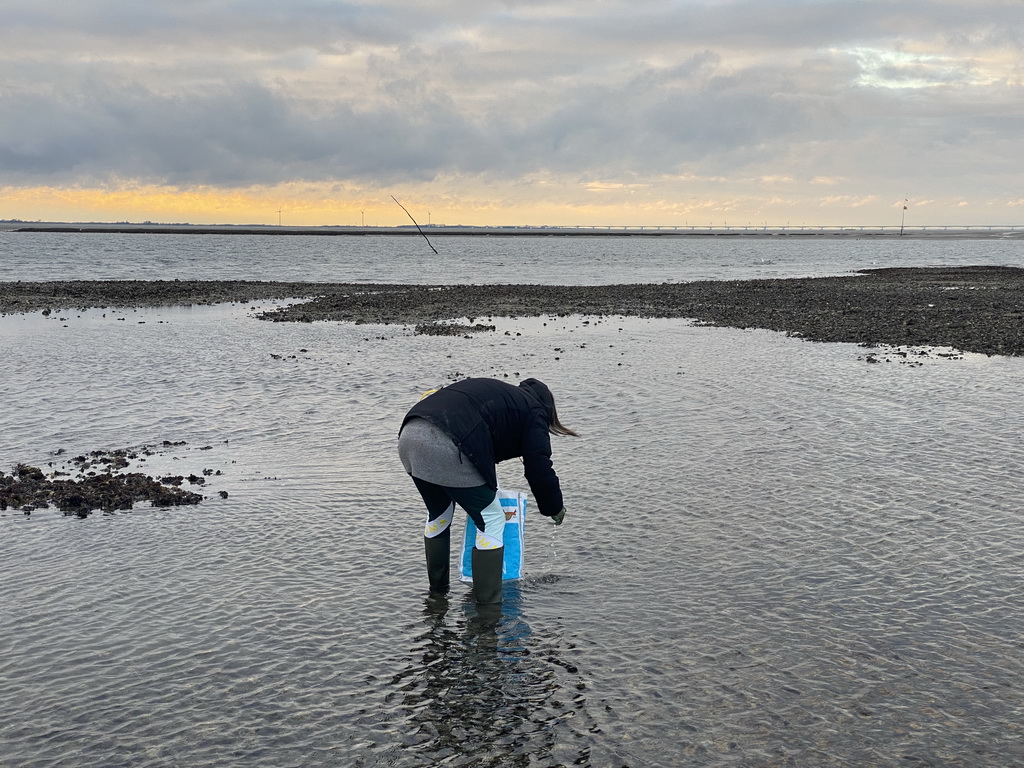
[[2, 0, 1022, 213]]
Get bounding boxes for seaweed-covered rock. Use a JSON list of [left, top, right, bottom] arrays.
[[1, 464, 204, 517], [414, 322, 496, 336]]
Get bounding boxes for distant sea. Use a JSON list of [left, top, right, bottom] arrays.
[[2, 231, 1023, 767], [1, 227, 1022, 284]]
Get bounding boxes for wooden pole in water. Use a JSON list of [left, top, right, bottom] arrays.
[[391, 195, 439, 255]]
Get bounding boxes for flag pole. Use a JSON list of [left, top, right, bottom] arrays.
[[899, 196, 908, 237]]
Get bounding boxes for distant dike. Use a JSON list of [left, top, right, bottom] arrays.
[[3, 221, 1023, 239]]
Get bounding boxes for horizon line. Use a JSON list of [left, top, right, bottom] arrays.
[[4, 219, 1024, 232]]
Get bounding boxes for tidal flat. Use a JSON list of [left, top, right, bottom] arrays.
[[2, 265, 1022, 356], [4, 251, 1024, 766]]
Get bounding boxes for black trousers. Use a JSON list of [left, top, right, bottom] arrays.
[[412, 477, 496, 536]]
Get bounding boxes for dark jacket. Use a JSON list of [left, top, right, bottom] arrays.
[[400, 378, 564, 516]]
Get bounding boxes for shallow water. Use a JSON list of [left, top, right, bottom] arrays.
[[3, 235, 1024, 766], [2, 229, 1022, 284]]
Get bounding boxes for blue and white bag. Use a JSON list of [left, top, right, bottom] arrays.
[[460, 489, 527, 582]]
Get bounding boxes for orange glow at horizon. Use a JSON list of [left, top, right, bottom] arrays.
[[2, 183, 736, 228], [2, 183, 1017, 228], [1, 184, 386, 227]]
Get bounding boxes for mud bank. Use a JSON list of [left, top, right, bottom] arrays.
[[2, 267, 1021, 356]]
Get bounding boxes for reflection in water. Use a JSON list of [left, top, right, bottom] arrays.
[[387, 585, 590, 767]]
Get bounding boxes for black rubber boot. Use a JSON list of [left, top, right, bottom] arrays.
[[424, 536, 450, 594], [471, 546, 505, 604]]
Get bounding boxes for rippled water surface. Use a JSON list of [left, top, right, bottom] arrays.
[[2, 234, 1024, 766], [2, 228, 1023, 283]]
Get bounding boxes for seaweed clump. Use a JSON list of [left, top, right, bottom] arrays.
[[1, 463, 204, 518], [414, 322, 496, 336]]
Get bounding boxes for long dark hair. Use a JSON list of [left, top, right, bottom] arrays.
[[520, 378, 579, 437], [548, 398, 579, 437]]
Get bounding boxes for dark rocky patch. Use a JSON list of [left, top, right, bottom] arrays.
[[0, 279, 322, 315], [2, 267, 1021, 356], [1, 463, 203, 518], [0, 443, 228, 518], [414, 322, 497, 336]]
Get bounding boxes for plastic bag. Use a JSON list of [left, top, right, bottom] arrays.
[[459, 489, 527, 582]]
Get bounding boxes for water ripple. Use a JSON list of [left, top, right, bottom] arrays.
[[4, 301, 1024, 766]]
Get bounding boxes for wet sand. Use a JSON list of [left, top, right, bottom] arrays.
[[2, 266, 1021, 356]]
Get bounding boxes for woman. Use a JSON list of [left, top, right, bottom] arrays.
[[398, 377, 576, 604]]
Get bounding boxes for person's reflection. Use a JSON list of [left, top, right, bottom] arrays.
[[393, 584, 561, 765]]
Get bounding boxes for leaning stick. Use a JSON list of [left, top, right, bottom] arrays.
[[391, 195, 438, 255]]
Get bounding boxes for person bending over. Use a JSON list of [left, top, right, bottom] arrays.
[[398, 377, 577, 604]]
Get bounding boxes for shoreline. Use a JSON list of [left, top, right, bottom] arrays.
[[2, 266, 1022, 356], [4, 223, 1024, 239]]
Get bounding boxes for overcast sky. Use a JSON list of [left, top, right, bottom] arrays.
[[2, 0, 1022, 226]]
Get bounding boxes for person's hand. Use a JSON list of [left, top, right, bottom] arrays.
[[551, 507, 566, 526]]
